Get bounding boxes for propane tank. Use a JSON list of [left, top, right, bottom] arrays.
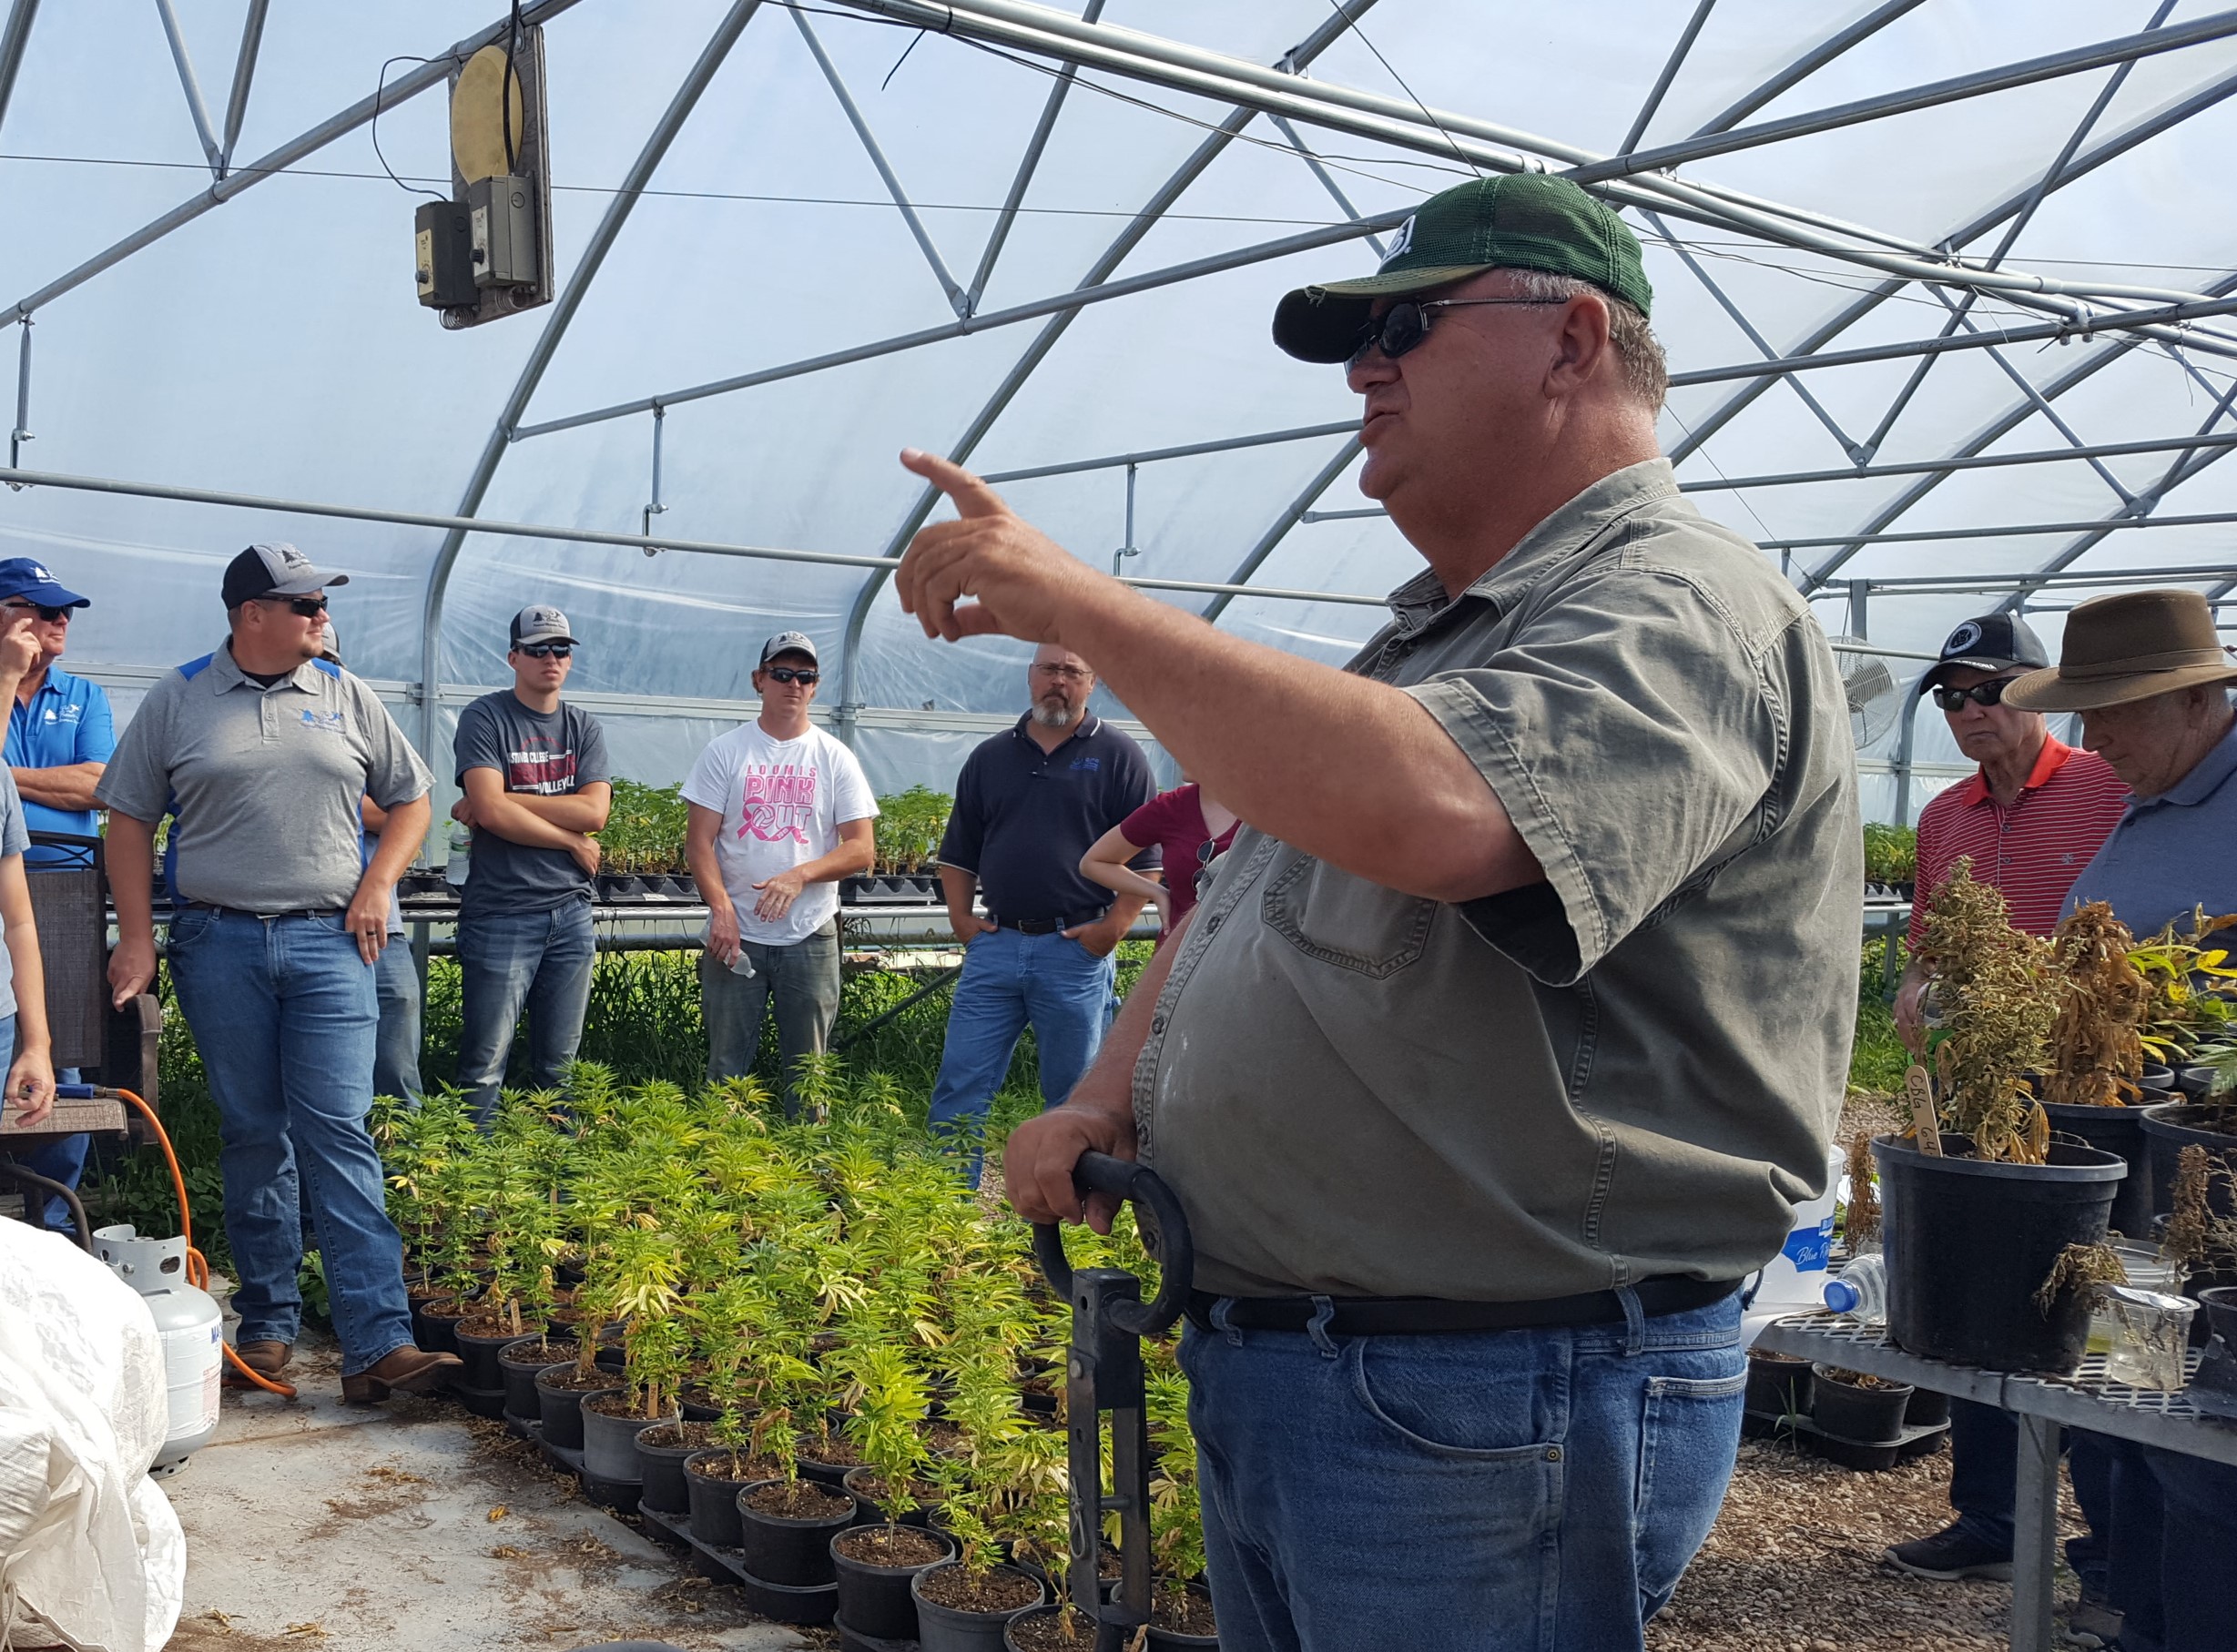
[[94, 1223, 222, 1475]]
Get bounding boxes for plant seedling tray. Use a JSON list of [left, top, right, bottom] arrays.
[[524, 1418, 642, 1513], [833, 1616, 920, 1652], [633, 1493, 840, 1625], [449, 1380, 509, 1421], [1743, 1405, 1949, 1471]]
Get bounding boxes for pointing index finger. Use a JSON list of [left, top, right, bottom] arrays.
[[900, 447, 1010, 520]]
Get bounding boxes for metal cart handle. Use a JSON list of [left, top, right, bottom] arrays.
[[1031, 1150, 1195, 1338]]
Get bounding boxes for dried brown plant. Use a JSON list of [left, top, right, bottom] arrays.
[[1842, 1131, 1880, 1250], [2042, 903, 2150, 1108], [2034, 1242, 2129, 1315], [2161, 1143, 2237, 1275], [1917, 860, 2059, 1163]]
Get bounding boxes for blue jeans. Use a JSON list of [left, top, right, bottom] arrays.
[[1179, 1292, 1746, 1652], [927, 927, 1116, 1172], [699, 922, 842, 1116], [454, 901, 595, 1121], [0, 1009, 82, 1231], [165, 907, 412, 1375], [373, 937, 422, 1103]]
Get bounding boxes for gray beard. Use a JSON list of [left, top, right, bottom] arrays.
[[1030, 701, 1079, 729]]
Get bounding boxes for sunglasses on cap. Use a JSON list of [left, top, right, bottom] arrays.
[[763, 665, 818, 685], [1, 600, 72, 623], [258, 593, 328, 617], [1930, 677, 2019, 713], [517, 642, 572, 659], [1347, 296, 1564, 368]]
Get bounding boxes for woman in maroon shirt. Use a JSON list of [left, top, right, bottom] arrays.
[[1078, 781, 1238, 944]]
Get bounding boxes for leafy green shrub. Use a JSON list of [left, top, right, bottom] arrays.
[[872, 786, 951, 876], [598, 779, 691, 875], [1862, 822, 1917, 887]]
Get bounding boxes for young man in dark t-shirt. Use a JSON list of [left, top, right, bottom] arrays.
[[450, 605, 611, 1121]]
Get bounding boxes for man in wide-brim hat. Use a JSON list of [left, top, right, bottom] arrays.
[[2004, 586, 2237, 1652]]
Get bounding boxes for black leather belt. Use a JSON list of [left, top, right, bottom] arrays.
[[1184, 1276, 1740, 1337], [178, 902, 345, 922], [998, 912, 1103, 935]]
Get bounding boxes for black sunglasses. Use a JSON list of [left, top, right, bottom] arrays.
[[1, 601, 72, 623], [764, 665, 819, 685], [1931, 677, 2019, 713], [1347, 296, 1564, 367], [517, 642, 573, 659], [259, 593, 328, 617]]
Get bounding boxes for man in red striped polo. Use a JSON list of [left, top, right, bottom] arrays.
[[1894, 612, 2129, 1052], [1886, 610, 2128, 1598]]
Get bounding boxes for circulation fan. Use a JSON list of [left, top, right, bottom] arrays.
[[1829, 637, 1904, 751]]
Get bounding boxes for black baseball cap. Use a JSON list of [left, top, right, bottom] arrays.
[[221, 542, 348, 609], [1915, 613, 2050, 697]]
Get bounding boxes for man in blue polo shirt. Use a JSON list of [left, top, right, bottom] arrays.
[[927, 644, 1156, 1174], [0, 558, 112, 1232]]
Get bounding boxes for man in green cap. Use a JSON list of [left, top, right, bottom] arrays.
[[896, 173, 1859, 1651]]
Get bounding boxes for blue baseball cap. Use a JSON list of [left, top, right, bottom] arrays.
[[0, 558, 89, 610]]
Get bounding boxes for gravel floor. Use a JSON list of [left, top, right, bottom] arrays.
[[1647, 1436, 2087, 1650]]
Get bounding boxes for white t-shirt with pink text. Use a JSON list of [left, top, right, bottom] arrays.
[[682, 723, 878, 946]]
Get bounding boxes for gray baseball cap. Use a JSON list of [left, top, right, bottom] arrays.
[[221, 542, 349, 608], [510, 604, 576, 648], [760, 631, 819, 666]]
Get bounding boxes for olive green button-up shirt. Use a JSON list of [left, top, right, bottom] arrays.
[[1135, 459, 1861, 1302]]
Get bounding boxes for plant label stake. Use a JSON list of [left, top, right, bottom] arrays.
[[1905, 1064, 1943, 1156], [1032, 1152, 1196, 1652]]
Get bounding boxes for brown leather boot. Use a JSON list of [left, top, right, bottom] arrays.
[[223, 1340, 293, 1388], [341, 1345, 463, 1404]]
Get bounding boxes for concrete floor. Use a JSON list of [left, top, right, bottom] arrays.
[[158, 1335, 809, 1652]]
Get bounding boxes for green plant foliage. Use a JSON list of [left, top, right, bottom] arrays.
[[1861, 823, 1917, 887], [597, 779, 692, 875], [871, 786, 952, 877], [1850, 937, 1910, 1095]]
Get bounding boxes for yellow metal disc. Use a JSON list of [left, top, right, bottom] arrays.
[[451, 45, 525, 185]]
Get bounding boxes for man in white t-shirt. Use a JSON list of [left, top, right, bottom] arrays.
[[683, 633, 876, 1113]]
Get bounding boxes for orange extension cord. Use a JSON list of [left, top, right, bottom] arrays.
[[109, 1088, 299, 1400]]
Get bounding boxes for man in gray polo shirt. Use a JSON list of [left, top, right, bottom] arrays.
[[102, 542, 458, 1404], [898, 175, 1858, 1651]]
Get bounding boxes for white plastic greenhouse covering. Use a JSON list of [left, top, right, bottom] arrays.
[[5, 0, 2237, 834]]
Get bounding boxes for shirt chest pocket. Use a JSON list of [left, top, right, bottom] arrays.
[[1261, 850, 1436, 978]]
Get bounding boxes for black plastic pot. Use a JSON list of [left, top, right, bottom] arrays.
[[498, 1338, 568, 1420], [582, 1395, 672, 1484], [2042, 1101, 2155, 1239], [413, 1296, 469, 1355], [2177, 1066, 2223, 1101], [1147, 1582, 1220, 1650], [534, 1363, 618, 1452], [1874, 1133, 2124, 1373], [685, 1450, 757, 1548], [842, 1466, 938, 1530], [1743, 1351, 1815, 1418], [910, 1562, 1046, 1652], [2139, 1103, 2237, 1218], [636, 1423, 709, 1515], [833, 1525, 957, 1641], [737, 1479, 859, 1587], [1904, 1385, 1952, 1428], [1810, 1365, 1914, 1444], [2142, 1064, 2175, 1095], [2191, 1286, 2237, 1420], [452, 1320, 530, 1392]]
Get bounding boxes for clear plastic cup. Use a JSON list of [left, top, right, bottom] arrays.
[[2096, 1285, 2196, 1390], [2087, 1244, 2185, 1353]]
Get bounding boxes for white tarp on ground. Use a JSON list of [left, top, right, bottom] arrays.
[[0, 1221, 184, 1652]]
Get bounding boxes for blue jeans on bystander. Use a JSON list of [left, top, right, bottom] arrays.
[[926, 926, 1115, 1179], [164, 907, 412, 1377], [373, 937, 423, 1104], [1178, 1291, 1746, 1652], [453, 900, 595, 1121]]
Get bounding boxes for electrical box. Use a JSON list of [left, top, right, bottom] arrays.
[[467, 175, 538, 289], [414, 201, 476, 309], [417, 25, 554, 330]]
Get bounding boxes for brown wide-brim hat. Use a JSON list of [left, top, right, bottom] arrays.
[[2002, 588, 2237, 712]]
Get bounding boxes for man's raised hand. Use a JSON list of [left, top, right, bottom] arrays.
[[896, 448, 1109, 644]]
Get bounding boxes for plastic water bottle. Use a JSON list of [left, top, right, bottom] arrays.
[[445, 821, 471, 887], [1823, 1253, 1887, 1325]]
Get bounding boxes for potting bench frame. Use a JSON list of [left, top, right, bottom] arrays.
[[1755, 1311, 2237, 1652]]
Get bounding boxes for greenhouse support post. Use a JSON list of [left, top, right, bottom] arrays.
[[153, 0, 225, 176], [217, 0, 270, 178], [0, 0, 36, 137]]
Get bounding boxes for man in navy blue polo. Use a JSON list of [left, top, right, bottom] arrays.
[[0, 558, 112, 1232], [927, 644, 1156, 1175]]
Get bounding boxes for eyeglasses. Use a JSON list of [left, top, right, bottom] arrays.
[[1032, 664, 1092, 682], [1, 601, 71, 623], [1347, 296, 1564, 367], [517, 642, 572, 659], [1931, 677, 2019, 713], [259, 593, 328, 617], [764, 665, 818, 685]]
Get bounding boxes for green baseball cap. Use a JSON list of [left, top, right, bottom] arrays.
[[1273, 173, 1653, 363]]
